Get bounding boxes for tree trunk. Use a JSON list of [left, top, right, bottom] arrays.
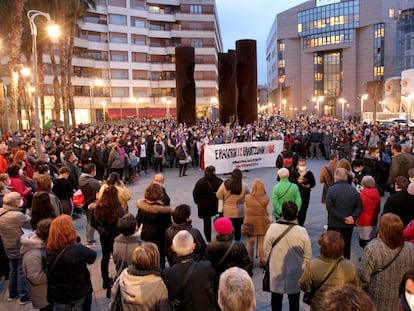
[[9, 0, 26, 133], [59, 36, 69, 131], [67, 15, 77, 126], [0, 80, 6, 135]]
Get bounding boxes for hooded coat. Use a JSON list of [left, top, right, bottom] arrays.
[[110, 267, 171, 311], [357, 187, 381, 227], [20, 232, 49, 309]]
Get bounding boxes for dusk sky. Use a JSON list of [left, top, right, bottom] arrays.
[[216, 0, 305, 85]]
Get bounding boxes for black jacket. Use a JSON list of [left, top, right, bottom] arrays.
[[46, 243, 96, 303], [162, 255, 215, 311], [192, 174, 223, 218], [165, 222, 207, 266], [205, 234, 252, 277], [383, 190, 414, 227]]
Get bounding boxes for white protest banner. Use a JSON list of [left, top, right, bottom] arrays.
[[204, 140, 284, 174]]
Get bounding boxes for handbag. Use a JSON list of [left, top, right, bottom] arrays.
[[263, 224, 295, 292], [72, 189, 85, 208], [111, 282, 124, 311], [302, 258, 343, 305]]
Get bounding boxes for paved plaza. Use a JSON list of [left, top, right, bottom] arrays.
[[0, 159, 389, 310]]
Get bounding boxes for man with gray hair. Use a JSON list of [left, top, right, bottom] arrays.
[[0, 192, 31, 304], [218, 267, 256, 311], [272, 168, 302, 219], [162, 230, 215, 311], [326, 168, 362, 259]]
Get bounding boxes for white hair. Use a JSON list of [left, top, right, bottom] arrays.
[[278, 168, 290, 179], [218, 267, 255, 311], [172, 230, 194, 257]]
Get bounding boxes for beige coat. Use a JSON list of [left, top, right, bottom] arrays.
[[243, 193, 270, 236], [319, 162, 337, 203], [216, 182, 249, 218]]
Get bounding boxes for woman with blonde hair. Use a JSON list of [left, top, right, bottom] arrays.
[[243, 179, 270, 268], [46, 215, 97, 311], [110, 242, 171, 311], [359, 213, 414, 311]]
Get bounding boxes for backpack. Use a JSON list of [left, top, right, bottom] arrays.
[[283, 156, 293, 169]]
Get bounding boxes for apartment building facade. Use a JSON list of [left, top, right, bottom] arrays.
[[43, 0, 222, 123]]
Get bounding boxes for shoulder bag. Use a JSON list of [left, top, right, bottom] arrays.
[[170, 261, 197, 311], [372, 246, 403, 276], [302, 258, 343, 305], [262, 224, 295, 292]]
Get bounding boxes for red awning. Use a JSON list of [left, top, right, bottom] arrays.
[[107, 108, 176, 119]]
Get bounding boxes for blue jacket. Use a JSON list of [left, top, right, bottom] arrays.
[[326, 180, 361, 228]]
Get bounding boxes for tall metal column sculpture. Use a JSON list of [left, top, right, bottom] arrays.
[[175, 46, 196, 125], [236, 39, 258, 125], [218, 50, 237, 124]]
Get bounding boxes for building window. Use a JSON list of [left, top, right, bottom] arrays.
[[112, 87, 129, 97], [304, 29, 354, 48], [190, 5, 202, 14], [131, 34, 146, 45], [109, 32, 127, 43], [191, 40, 203, 48], [373, 23, 385, 80], [133, 87, 148, 97], [131, 0, 145, 10], [109, 14, 127, 25], [297, 0, 359, 37], [111, 69, 129, 79], [111, 51, 128, 62], [314, 51, 342, 116], [131, 17, 145, 28], [108, 0, 126, 7]]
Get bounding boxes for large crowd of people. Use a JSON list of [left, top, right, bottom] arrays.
[[0, 116, 413, 310]]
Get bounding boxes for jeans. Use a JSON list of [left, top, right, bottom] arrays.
[[53, 295, 90, 311], [271, 292, 300, 311], [8, 258, 30, 301], [85, 210, 95, 243]]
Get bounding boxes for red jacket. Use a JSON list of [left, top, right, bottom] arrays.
[[9, 177, 31, 205], [0, 154, 7, 174], [356, 187, 380, 226], [404, 220, 414, 245]]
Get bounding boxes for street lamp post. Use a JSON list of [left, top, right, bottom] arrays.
[[339, 98, 346, 121], [282, 99, 287, 117], [102, 101, 107, 123], [360, 94, 368, 122], [89, 78, 102, 123], [27, 10, 59, 154], [312, 96, 324, 116]]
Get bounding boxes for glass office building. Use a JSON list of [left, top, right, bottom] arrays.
[[267, 0, 401, 119]]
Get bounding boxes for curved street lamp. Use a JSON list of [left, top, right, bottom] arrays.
[[27, 10, 59, 153]]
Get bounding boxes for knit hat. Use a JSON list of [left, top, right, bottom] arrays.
[[361, 175, 375, 188], [214, 217, 233, 235]]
